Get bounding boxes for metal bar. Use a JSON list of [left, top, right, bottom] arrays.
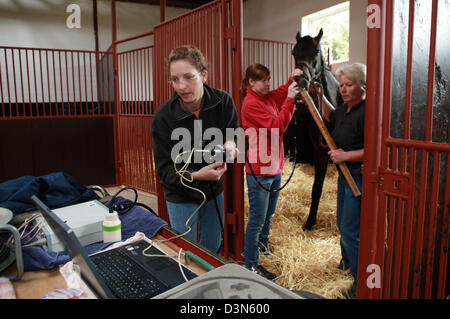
[[77, 52, 82, 115], [107, 53, 112, 115], [5, 49, 12, 117], [386, 137, 450, 152], [0, 52, 4, 116], [401, 147, 417, 298], [18, 48, 25, 116], [425, 0, 438, 142], [25, 49, 33, 115], [53, 51, 59, 116], [412, 149, 429, 298], [436, 153, 450, 298], [11, 49, 19, 116], [0, 45, 108, 55], [32, 50, 38, 117], [83, 52, 88, 115], [39, 50, 46, 116], [403, 0, 415, 140], [424, 151, 441, 298]]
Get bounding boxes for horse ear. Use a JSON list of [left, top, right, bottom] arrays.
[[296, 32, 302, 42], [315, 28, 323, 43]]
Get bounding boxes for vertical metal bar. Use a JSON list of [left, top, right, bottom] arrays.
[[32, 49, 38, 117], [45, 50, 52, 115], [83, 52, 88, 115], [425, 0, 438, 142], [100, 53, 106, 116], [90, 52, 95, 114], [71, 51, 76, 115], [401, 147, 417, 298], [107, 53, 112, 115], [436, 153, 450, 298], [358, 0, 390, 299], [25, 49, 33, 115], [11, 49, 19, 116], [65, 51, 71, 116], [4, 48, 12, 117], [53, 51, 59, 116], [58, 51, 64, 116], [111, 0, 122, 186], [0, 51, 4, 117], [39, 50, 46, 116], [424, 151, 441, 298], [412, 149, 429, 298], [18, 48, 25, 117], [403, 0, 415, 140], [77, 51, 82, 115]]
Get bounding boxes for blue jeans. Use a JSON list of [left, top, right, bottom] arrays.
[[244, 173, 281, 268], [166, 192, 224, 253], [336, 166, 363, 291]]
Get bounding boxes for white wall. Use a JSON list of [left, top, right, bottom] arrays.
[[243, 0, 368, 64], [0, 0, 187, 51]]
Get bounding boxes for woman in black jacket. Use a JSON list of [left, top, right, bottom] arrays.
[[151, 46, 239, 252]]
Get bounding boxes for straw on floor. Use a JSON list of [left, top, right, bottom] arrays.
[[243, 160, 354, 299]]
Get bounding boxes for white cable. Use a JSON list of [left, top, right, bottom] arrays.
[[142, 148, 206, 261], [177, 248, 188, 282]]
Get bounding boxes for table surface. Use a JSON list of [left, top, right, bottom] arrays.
[[5, 234, 212, 299]]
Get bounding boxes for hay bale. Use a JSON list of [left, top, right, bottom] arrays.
[[243, 160, 353, 299]]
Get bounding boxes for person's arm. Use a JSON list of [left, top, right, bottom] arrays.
[[243, 81, 300, 134], [321, 94, 336, 123], [328, 148, 364, 164]]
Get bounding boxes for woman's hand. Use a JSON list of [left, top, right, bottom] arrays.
[[291, 68, 303, 78], [191, 162, 227, 181], [223, 141, 239, 161], [287, 81, 301, 99], [328, 149, 348, 164]]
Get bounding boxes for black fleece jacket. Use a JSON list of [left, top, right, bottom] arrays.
[[151, 84, 239, 204]]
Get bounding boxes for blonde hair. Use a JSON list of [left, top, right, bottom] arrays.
[[336, 63, 366, 91]]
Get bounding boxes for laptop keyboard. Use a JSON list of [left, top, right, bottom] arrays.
[[90, 247, 168, 299]]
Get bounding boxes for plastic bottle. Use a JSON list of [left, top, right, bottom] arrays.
[[102, 211, 122, 243]]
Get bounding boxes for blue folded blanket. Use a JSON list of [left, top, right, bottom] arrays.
[[0, 172, 99, 215]]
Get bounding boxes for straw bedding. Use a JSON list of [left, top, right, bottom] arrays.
[[243, 160, 354, 299]]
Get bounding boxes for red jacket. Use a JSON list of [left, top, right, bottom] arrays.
[[241, 78, 295, 176]]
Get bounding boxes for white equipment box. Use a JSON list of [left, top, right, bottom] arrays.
[[39, 200, 108, 252]]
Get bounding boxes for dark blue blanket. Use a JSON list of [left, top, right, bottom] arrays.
[[21, 196, 167, 271], [0, 172, 99, 215]]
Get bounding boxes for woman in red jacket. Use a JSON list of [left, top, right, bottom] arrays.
[[240, 63, 302, 279]]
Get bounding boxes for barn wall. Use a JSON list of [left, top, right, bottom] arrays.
[[243, 0, 368, 64], [0, 0, 187, 51]]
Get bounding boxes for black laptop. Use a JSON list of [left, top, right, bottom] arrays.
[[31, 195, 197, 299]]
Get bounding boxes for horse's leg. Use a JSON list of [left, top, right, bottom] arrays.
[[303, 152, 328, 230]]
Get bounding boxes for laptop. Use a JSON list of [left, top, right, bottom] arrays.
[[31, 195, 197, 299]]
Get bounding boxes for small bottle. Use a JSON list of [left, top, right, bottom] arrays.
[[103, 211, 122, 243]]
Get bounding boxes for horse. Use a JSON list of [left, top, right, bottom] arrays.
[[283, 28, 343, 230]]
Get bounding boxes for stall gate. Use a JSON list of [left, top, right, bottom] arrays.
[[359, 0, 449, 298], [152, 0, 244, 261], [115, 33, 158, 195], [0, 46, 117, 186]]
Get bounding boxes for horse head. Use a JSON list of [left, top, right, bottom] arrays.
[[292, 28, 325, 90]]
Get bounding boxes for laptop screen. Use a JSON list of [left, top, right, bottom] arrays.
[[31, 195, 115, 299]]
